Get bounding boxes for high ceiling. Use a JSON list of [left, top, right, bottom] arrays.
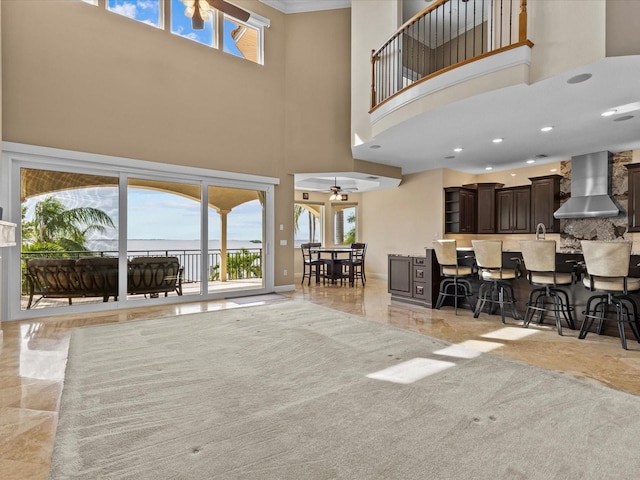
[[265, 1, 640, 192], [354, 55, 640, 175]]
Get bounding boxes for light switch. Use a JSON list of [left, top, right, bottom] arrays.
[[280, 239, 287, 246]]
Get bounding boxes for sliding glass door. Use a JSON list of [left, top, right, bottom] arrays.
[[10, 152, 274, 317], [20, 167, 120, 311], [127, 178, 202, 302], [207, 186, 265, 293]]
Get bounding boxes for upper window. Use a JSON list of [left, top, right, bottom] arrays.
[[103, 0, 269, 65], [171, 0, 215, 47], [107, 0, 163, 28], [223, 14, 261, 64]]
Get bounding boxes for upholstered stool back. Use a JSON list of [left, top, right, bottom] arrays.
[[520, 240, 556, 273], [472, 240, 503, 270], [581, 240, 631, 279]]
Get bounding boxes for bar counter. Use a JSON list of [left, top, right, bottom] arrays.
[[387, 249, 640, 339]]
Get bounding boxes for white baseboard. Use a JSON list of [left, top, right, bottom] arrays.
[[274, 284, 295, 293]]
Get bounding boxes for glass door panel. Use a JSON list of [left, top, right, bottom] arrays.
[[207, 186, 265, 293], [20, 168, 119, 311], [127, 178, 201, 301]]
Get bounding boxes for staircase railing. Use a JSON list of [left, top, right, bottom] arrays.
[[371, 0, 530, 111]]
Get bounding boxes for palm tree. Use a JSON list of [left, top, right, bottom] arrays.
[[22, 196, 115, 253], [294, 204, 318, 242]]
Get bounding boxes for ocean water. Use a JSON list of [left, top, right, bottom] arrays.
[[84, 239, 263, 282], [88, 239, 263, 253]]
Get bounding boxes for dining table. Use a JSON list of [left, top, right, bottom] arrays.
[[311, 247, 355, 286]]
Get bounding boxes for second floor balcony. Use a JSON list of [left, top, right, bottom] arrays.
[[370, 0, 531, 118], [353, 0, 640, 176]]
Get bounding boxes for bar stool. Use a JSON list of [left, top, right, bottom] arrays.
[[472, 240, 520, 324], [432, 240, 476, 314], [520, 240, 576, 335], [579, 240, 640, 350]]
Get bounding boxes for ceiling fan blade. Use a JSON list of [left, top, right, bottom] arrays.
[[207, 0, 250, 22]]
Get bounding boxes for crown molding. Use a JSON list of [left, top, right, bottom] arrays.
[[258, 0, 351, 14]]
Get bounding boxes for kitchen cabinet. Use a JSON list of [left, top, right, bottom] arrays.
[[496, 186, 531, 233], [388, 253, 440, 307], [530, 175, 562, 233], [475, 182, 503, 234], [626, 164, 640, 232], [444, 187, 475, 234]]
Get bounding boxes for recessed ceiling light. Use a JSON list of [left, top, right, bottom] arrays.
[[510, 173, 516, 177], [370, 144, 381, 149], [485, 166, 493, 171], [492, 138, 503, 144], [540, 126, 553, 132], [567, 73, 592, 84], [601, 109, 617, 117], [453, 147, 463, 153], [550, 168, 558, 172], [614, 115, 634, 122], [526, 159, 535, 164]]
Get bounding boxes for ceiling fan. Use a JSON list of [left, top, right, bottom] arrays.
[[182, 0, 250, 30], [327, 177, 357, 200]]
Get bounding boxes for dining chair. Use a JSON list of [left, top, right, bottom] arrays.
[[579, 240, 640, 350], [432, 239, 475, 315], [519, 239, 576, 335], [472, 240, 520, 324], [348, 243, 367, 286], [300, 242, 324, 285]]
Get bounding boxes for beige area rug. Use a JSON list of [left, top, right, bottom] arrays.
[[50, 300, 640, 479]]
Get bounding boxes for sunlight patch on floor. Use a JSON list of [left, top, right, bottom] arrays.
[[366, 358, 455, 384], [433, 343, 483, 359], [481, 327, 540, 341], [457, 339, 504, 352]]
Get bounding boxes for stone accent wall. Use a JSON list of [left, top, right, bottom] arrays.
[[558, 151, 633, 251]]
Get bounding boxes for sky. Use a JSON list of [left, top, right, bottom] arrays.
[[107, 0, 244, 56], [23, 188, 264, 242]]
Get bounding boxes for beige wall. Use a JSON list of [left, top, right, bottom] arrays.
[[1, 0, 352, 288], [284, 8, 352, 173], [350, 0, 399, 147], [361, 169, 444, 277], [606, 0, 640, 56], [528, 0, 606, 82]]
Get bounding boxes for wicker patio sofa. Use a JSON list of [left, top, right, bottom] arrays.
[[25, 256, 183, 309]]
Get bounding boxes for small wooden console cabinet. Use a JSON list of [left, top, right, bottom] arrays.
[[388, 251, 441, 308]]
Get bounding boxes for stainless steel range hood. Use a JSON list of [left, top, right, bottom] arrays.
[[553, 151, 620, 219]]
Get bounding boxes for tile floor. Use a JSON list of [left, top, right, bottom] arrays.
[[1, 277, 639, 479]]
